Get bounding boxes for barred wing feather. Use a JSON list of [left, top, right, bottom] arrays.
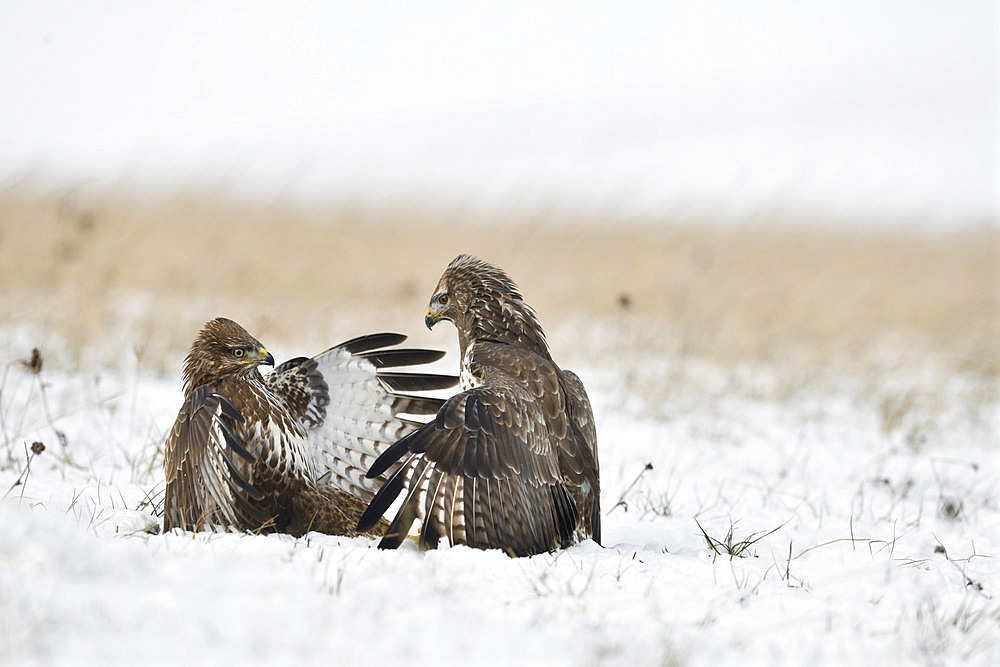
[[163, 385, 267, 531], [266, 334, 455, 503]]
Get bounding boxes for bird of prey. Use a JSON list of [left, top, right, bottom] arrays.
[[163, 317, 456, 537], [357, 255, 601, 556]]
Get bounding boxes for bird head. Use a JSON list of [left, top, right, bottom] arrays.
[[425, 284, 455, 330], [426, 255, 500, 330], [425, 255, 548, 356], [183, 317, 275, 392]]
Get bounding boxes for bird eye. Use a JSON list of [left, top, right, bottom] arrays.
[[437, 293, 448, 305], [233, 348, 245, 358]]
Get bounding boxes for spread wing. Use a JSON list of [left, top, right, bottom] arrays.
[[266, 333, 457, 503], [163, 385, 267, 531], [358, 344, 582, 556]]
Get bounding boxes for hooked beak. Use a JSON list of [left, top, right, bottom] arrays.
[[257, 348, 275, 366], [425, 307, 445, 330]]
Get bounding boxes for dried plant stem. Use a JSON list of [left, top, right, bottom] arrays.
[[608, 462, 654, 514], [3, 441, 45, 502]]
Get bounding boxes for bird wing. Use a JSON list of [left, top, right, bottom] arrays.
[[556, 368, 602, 545], [264, 355, 329, 427], [266, 333, 457, 503], [358, 344, 580, 556], [163, 385, 267, 531]]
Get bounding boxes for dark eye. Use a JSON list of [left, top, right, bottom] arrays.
[[233, 348, 245, 358], [437, 293, 448, 305]]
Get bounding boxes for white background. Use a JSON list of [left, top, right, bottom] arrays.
[[1, 1, 995, 225]]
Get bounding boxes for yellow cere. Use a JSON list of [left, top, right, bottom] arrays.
[[239, 347, 269, 364]]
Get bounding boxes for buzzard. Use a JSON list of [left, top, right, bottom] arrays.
[[357, 255, 601, 556], [163, 317, 456, 536]]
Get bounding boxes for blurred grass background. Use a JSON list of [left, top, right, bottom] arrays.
[[1, 185, 996, 384]]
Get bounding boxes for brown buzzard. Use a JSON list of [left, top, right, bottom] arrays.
[[357, 255, 601, 556], [163, 317, 456, 536]]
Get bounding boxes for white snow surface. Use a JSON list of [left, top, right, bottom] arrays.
[[1, 0, 995, 226], [1, 331, 998, 666]]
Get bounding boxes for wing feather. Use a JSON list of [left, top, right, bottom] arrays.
[[557, 369, 601, 543], [288, 336, 456, 502], [357, 348, 446, 368], [163, 386, 267, 531], [378, 372, 459, 392], [359, 371, 565, 556], [336, 332, 408, 354]]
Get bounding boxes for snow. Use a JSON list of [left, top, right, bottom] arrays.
[[2, 329, 998, 666], [1, 0, 995, 225]]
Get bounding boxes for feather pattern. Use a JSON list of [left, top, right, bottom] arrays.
[[358, 256, 601, 556], [163, 317, 457, 536]]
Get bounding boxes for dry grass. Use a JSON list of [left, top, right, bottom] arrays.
[[0, 185, 996, 378]]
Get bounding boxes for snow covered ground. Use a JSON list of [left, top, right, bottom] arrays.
[[1, 325, 997, 666]]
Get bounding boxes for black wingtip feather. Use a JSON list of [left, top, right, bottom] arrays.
[[218, 422, 255, 464], [220, 452, 266, 502], [377, 501, 419, 551], [366, 429, 422, 478], [392, 395, 447, 416], [336, 332, 408, 354], [207, 391, 244, 424], [357, 465, 408, 531], [358, 348, 447, 368], [378, 372, 459, 392], [419, 513, 443, 550], [398, 417, 431, 430], [377, 533, 403, 550], [377, 517, 409, 550]]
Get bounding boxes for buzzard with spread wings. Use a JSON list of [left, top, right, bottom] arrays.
[[357, 255, 601, 556], [163, 317, 456, 536]]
